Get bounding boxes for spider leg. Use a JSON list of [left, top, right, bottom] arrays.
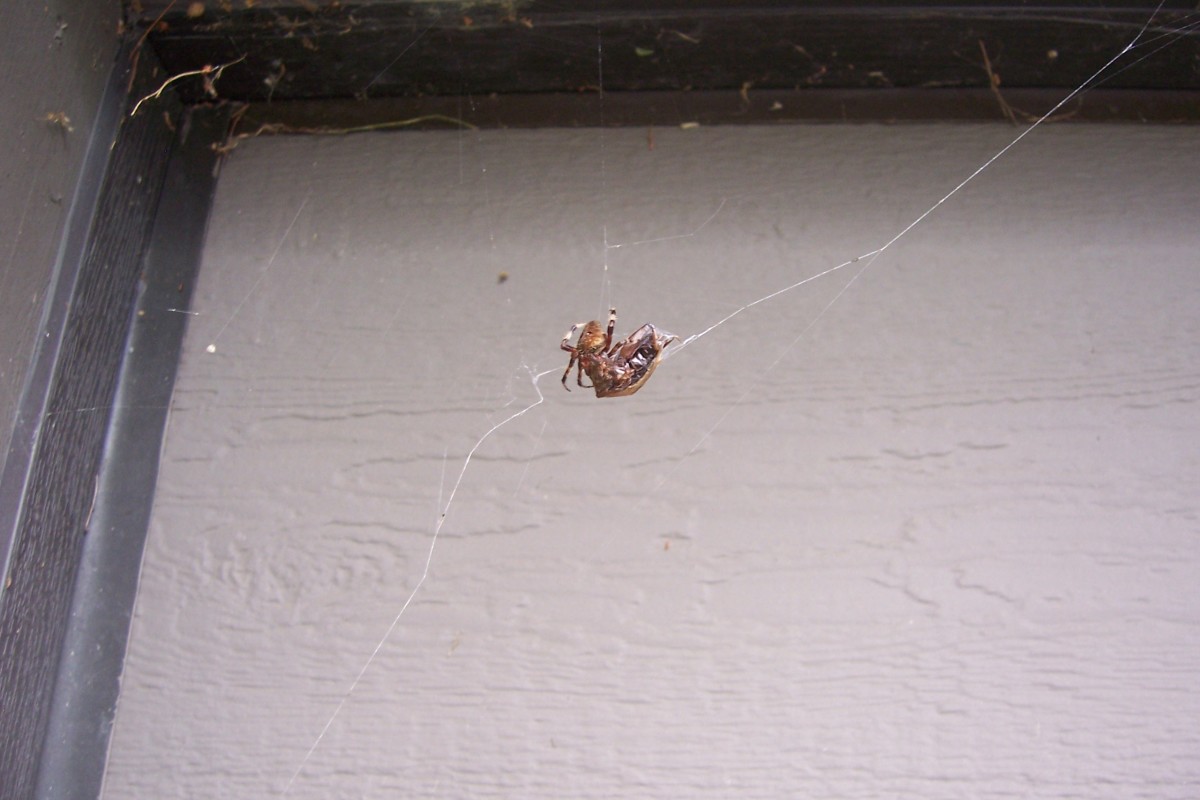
[[604, 307, 616, 350], [561, 350, 577, 390], [577, 360, 593, 389], [561, 322, 586, 351]]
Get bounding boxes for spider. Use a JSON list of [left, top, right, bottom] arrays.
[[560, 307, 677, 398]]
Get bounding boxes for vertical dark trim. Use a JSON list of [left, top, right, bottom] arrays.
[[0, 45, 184, 800], [35, 105, 231, 800], [0, 37, 130, 599]]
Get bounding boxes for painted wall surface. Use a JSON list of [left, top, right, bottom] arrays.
[[103, 125, 1198, 799], [0, 0, 118, 483]]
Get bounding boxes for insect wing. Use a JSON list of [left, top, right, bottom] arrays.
[[595, 324, 675, 398]]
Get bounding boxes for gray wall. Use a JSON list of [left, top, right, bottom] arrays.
[[0, 0, 119, 483], [101, 124, 1199, 798]]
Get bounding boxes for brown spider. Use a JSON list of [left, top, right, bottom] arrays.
[[560, 307, 677, 398]]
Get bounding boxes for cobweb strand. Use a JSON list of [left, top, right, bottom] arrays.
[[282, 366, 555, 795], [670, 0, 1172, 358]]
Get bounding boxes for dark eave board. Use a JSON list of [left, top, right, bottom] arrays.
[[134, 2, 1200, 105]]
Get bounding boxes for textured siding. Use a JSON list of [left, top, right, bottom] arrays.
[[104, 125, 1199, 799]]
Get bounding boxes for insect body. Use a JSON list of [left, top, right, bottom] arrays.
[[560, 307, 676, 398]]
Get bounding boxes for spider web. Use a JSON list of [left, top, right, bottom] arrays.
[[100, 7, 1200, 799]]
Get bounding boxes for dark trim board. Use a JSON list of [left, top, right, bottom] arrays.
[[34, 106, 231, 800], [0, 44, 229, 800], [137, 1, 1200, 104], [0, 43, 174, 800], [229, 87, 1200, 137]]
